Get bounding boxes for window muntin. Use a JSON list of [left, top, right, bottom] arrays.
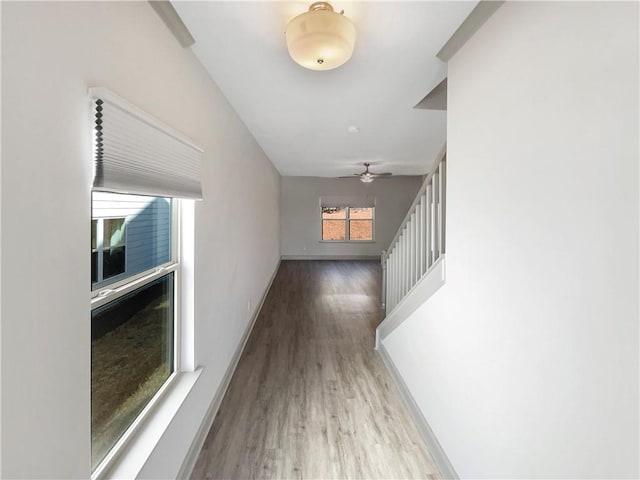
[[322, 206, 374, 241], [90, 192, 178, 474]]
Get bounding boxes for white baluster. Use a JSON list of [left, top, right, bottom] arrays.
[[426, 183, 433, 269], [403, 230, 409, 297], [381, 250, 387, 310], [392, 240, 397, 306], [420, 193, 427, 277], [416, 202, 422, 282], [393, 242, 398, 309], [409, 213, 416, 289], [390, 251, 396, 310], [433, 166, 440, 262], [440, 158, 446, 255], [405, 227, 411, 295]]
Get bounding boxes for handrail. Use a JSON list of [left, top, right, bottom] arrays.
[[381, 146, 446, 313]]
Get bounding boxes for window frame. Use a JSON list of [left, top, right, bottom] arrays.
[[90, 196, 181, 479], [320, 205, 375, 242]]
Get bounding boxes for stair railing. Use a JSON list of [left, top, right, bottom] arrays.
[[381, 147, 446, 313]]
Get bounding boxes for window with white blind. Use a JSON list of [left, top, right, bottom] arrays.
[[89, 88, 202, 475]]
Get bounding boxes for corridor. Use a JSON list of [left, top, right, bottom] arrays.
[[191, 260, 439, 479]]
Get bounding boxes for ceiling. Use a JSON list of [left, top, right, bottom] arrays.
[[173, 1, 477, 177]]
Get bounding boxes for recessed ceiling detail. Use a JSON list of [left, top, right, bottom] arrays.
[[172, 1, 478, 177]]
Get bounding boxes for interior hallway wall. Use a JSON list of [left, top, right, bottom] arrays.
[[382, 2, 639, 478], [281, 176, 423, 258], [1, 2, 280, 477]]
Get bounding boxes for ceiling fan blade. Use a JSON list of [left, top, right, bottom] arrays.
[[370, 172, 392, 177], [338, 175, 358, 178]]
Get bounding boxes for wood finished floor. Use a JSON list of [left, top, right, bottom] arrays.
[[191, 260, 440, 480]]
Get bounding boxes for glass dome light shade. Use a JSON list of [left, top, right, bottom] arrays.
[[285, 3, 356, 71]]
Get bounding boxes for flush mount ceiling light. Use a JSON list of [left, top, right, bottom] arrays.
[[285, 2, 356, 71]]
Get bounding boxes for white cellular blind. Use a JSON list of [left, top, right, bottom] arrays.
[[90, 87, 203, 199], [320, 195, 375, 208]]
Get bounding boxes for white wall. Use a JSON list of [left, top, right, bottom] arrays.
[[382, 2, 639, 478], [1, 2, 280, 478], [281, 176, 423, 258]]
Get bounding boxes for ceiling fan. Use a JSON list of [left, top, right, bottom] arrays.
[[340, 163, 392, 183]]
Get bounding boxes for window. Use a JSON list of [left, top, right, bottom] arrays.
[[90, 192, 176, 471], [89, 87, 203, 476], [322, 206, 374, 241]]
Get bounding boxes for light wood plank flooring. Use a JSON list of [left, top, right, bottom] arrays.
[[191, 260, 440, 479]]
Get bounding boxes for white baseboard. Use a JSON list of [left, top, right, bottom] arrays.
[[176, 258, 281, 479], [377, 342, 458, 480], [281, 255, 380, 261]]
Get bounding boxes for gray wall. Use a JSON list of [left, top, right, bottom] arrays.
[[281, 176, 423, 259], [382, 2, 639, 478], [1, 2, 280, 477]]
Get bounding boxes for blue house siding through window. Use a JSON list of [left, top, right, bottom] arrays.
[[92, 192, 172, 290]]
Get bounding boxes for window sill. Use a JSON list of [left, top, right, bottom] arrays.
[[318, 240, 376, 244], [95, 368, 203, 480]]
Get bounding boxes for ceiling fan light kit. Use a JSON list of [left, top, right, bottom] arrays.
[[340, 163, 392, 183], [285, 2, 356, 71]]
